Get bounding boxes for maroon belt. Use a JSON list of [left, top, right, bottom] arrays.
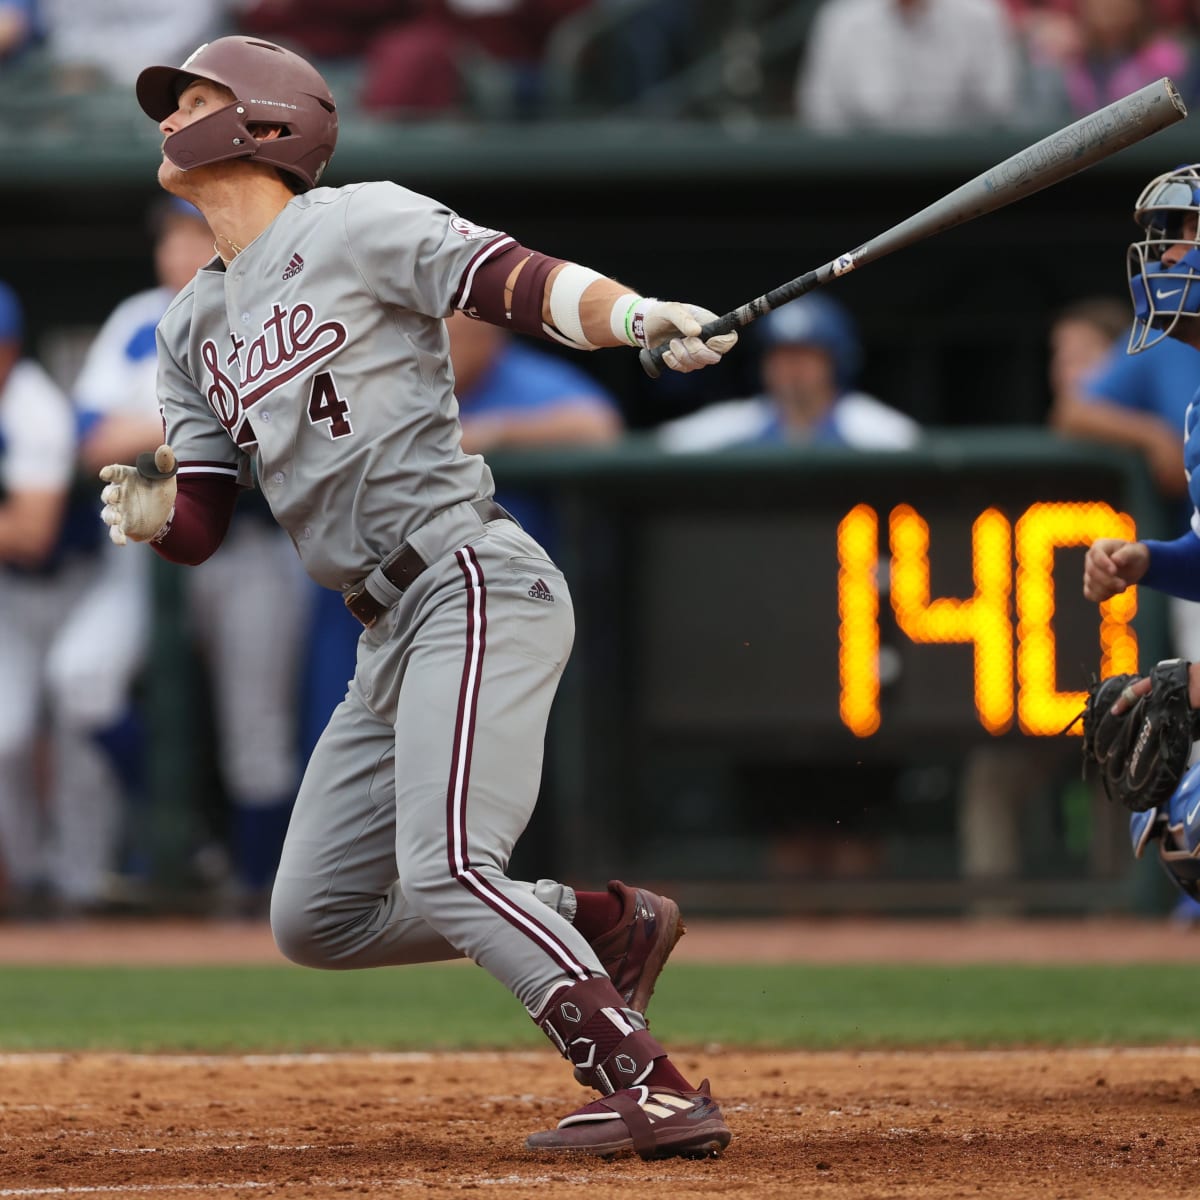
[[344, 499, 511, 629]]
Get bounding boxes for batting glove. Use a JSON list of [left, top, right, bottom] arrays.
[[99, 444, 178, 546], [639, 300, 738, 373]]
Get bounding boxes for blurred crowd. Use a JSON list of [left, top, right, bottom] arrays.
[[4, 1, 1200, 126]]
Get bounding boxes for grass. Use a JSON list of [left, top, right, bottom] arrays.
[[3, 963, 1200, 1052]]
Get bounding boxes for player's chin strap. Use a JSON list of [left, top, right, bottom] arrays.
[[529, 977, 667, 1095]]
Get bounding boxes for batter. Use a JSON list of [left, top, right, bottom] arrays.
[[99, 37, 736, 1159]]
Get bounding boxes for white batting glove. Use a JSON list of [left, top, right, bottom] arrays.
[[639, 300, 739, 373], [99, 444, 178, 546]]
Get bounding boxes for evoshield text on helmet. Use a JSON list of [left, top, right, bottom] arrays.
[[1127, 163, 1200, 353], [135, 37, 337, 192]]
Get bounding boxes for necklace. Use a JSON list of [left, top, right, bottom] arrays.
[[214, 232, 245, 263]]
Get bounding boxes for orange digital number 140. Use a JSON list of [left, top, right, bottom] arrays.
[[837, 502, 1138, 738]]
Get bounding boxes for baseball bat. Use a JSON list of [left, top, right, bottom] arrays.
[[640, 76, 1188, 378]]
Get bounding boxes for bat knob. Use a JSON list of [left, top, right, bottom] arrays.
[[639, 346, 665, 379], [136, 444, 178, 482]]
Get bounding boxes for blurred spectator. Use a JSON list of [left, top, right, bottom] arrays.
[[449, 308, 621, 496], [358, 0, 592, 117], [0, 280, 121, 917], [235, 0, 400, 61], [1051, 293, 1200, 682], [1172, 2, 1200, 110], [38, 0, 228, 89], [656, 293, 920, 452], [234, 0, 403, 109], [1022, 0, 1188, 120], [1046, 295, 1131, 405], [76, 198, 310, 917], [1050, 295, 1198, 522], [0, 0, 42, 64], [796, 0, 1021, 134], [238, 0, 593, 117], [301, 310, 621, 761]]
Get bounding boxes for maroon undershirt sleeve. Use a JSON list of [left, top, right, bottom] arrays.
[[458, 241, 567, 338], [150, 474, 240, 565]]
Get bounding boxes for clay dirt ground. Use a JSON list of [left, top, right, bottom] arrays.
[[1, 917, 1198, 1199]]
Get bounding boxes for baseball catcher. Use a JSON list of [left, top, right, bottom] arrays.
[[1080, 658, 1200, 812]]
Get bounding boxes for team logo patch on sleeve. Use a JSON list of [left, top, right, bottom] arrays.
[[450, 216, 502, 241]]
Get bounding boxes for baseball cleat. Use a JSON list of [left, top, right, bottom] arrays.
[[588, 880, 684, 1017], [525, 1079, 731, 1160]]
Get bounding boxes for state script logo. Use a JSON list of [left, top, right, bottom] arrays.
[[199, 300, 347, 446]]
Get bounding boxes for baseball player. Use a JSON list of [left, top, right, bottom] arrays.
[[1082, 163, 1200, 918], [101, 37, 736, 1159], [1083, 164, 1200, 673]]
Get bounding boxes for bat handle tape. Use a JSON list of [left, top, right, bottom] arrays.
[[638, 268, 828, 379]]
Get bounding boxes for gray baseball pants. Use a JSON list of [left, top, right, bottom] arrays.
[[270, 507, 604, 1011]]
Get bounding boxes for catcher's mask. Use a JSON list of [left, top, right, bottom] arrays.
[[136, 37, 337, 193], [1127, 163, 1200, 353]]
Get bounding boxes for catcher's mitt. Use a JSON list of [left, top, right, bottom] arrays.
[[1081, 658, 1200, 812]]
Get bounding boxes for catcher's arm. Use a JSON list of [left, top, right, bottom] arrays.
[[1083, 537, 1149, 603]]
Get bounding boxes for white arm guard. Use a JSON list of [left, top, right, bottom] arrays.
[[547, 263, 606, 349]]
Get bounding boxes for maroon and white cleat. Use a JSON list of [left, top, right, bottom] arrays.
[[526, 1079, 731, 1160]]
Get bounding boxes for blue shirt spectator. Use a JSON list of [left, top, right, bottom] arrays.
[[453, 328, 621, 548], [1072, 324, 1200, 532], [657, 293, 919, 453], [0, 0, 43, 62]]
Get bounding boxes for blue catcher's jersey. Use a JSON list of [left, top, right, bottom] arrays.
[[1185, 388, 1200, 536]]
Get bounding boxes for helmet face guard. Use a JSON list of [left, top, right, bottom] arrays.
[[136, 37, 338, 192], [1127, 165, 1200, 353]]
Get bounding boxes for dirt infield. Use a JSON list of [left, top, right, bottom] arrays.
[[2, 918, 1198, 1198], [3, 1047, 1198, 1198]]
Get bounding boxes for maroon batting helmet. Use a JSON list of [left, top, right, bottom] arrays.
[[136, 37, 338, 192]]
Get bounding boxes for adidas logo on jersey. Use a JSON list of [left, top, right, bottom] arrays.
[[282, 253, 305, 280], [528, 578, 555, 602]]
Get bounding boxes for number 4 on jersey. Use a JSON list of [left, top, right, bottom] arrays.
[[308, 371, 353, 438]]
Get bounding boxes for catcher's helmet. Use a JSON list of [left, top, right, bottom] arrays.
[[136, 37, 337, 192], [1127, 163, 1200, 353]]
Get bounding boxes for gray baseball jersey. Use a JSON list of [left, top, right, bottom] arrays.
[[157, 180, 606, 1011], [158, 180, 508, 590]]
